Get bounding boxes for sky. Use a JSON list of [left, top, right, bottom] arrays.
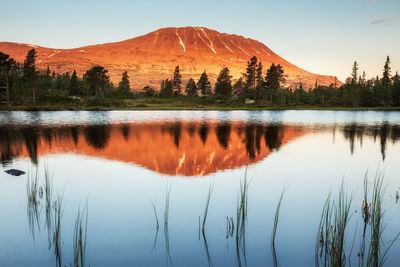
[[0, 0, 399, 81]]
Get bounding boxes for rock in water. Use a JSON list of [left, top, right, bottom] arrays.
[[5, 169, 26, 176]]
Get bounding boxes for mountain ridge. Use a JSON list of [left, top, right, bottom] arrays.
[[0, 26, 340, 90]]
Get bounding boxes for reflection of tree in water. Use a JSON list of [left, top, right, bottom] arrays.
[[0, 127, 15, 165], [341, 123, 399, 161], [244, 124, 256, 159], [42, 128, 53, 147], [216, 122, 231, 149], [187, 123, 196, 137], [120, 124, 130, 141], [198, 122, 210, 145], [164, 122, 182, 149], [69, 126, 80, 146], [22, 126, 39, 164], [83, 125, 111, 150], [265, 124, 283, 151]]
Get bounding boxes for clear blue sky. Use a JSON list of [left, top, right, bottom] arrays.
[[1, 0, 399, 81]]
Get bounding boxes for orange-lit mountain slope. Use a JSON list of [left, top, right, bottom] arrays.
[[0, 27, 339, 90]]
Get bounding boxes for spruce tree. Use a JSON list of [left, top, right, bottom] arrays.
[[381, 56, 392, 88], [160, 79, 173, 97], [265, 63, 285, 102], [255, 62, 264, 99], [244, 56, 258, 91], [233, 77, 245, 97], [69, 70, 79, 95], [215, 67, 232, 97], [197, 71, 212, 97], [351, 61, 358, 84], [0, 52, 16, 106], [118, 71, 130, 96], [83, 65, 110, 95], [185, 78, 198, 96], [23, 49, 38, 105], [172, 65, 182, 95], [392, 71, 400, 106]]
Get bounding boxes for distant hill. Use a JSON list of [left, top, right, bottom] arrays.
[[0, 26, 340, 90]]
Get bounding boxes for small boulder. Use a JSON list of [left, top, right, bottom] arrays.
[[245, 98, 255, 104], [5, 169, 26, 176]]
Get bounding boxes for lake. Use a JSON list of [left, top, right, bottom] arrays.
[[0, 110, 399, 267]]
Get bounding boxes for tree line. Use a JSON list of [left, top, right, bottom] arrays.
[[0, 48, 399, 107]]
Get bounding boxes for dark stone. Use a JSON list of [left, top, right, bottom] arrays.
[[4, 169, 26, 176]]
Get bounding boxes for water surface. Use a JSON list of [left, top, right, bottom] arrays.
[[0, 110, 399, 266]]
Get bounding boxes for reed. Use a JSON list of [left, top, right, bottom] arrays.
[[164, 185, 171, 226], [202, 182, 214, 234], [26, 169, 41, 239], [151, 201, 159, 230], [73, 202, 89, 267], [316, 180, 353, 266], [53, 193, 64, 267], [271, 186, 286, 247]]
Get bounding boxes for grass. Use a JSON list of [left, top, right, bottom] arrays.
[[271, 186, 286, 247], [73, 202, 89, 267], [316, 180, 353, 266], [3, 96, 400, 111], [164, 185, 172, 226], [53, 193, 64, 267], [26, 169, 41, 239], [151, 201, 160, 230], [202, 182, 214, 234]]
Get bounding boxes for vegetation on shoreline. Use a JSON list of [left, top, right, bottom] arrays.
[[1, 49, 399, 111]]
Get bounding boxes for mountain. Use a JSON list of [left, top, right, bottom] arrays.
[[0, 26, 339, 90]]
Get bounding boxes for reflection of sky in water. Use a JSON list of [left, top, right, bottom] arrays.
[[0, 111, 399, 266]]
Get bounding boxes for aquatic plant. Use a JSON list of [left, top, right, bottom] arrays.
[[316, 180, 353, 266], [164, 185, 171, 226], [202, 182, 214, 234], [26, 169, 41, 239], [271, 186, 287, 267], [53, 193, 64, 267], [73, 202, 89, 267]]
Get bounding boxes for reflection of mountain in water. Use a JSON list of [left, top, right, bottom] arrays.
[[0, 122, 398, 176], [0, 122, 305, 176]]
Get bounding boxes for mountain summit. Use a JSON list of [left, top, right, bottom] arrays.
[[0, 27, 339, 90]]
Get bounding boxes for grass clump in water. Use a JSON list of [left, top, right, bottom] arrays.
[[73, 202, 89, 267]]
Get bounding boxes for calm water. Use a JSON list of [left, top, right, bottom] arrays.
[[0, 110, 399, 267]]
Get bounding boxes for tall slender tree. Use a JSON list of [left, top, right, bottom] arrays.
[[0, 52, 16, 106], [255, 62, 264, 99], [265, 63, 285, 102], [172, 65, 182, 95], [185, 78, 198, 96], [197, 71, 212, 97], [381, 56, 392, 88], [215, 67, 232, 97], [118, 71, 130, 96], [23, 49, 38, 105], [69, 70, 79, 95], [351, 61, 359, 84], [244, 56, 258, 91]]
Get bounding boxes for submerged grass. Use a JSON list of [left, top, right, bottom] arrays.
[[164, 185, 172, 226], [271, 186, 287, 267], [26, 169, 41, 239]]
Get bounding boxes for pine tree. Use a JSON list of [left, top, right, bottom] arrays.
[[244, 56, 258, 91], [23, 49, 38, 105], [0, 52, 16, 106], [160, 79, 173, 97], [118, 71, 130, 96], [185, 78, 198, 96], [381, 56, 392, 88], [255, 62, 264, 99], [392, 71, 400, 106], [215, 67, 232, 97], [197, 71, 212, 97], [233, 77, 245, 97], [265, 63, 285, 102], [83, 65, 110, 95], [351, 61, 358, 84], [69, 70, 79, 95], [172, 65, 182, 95]]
